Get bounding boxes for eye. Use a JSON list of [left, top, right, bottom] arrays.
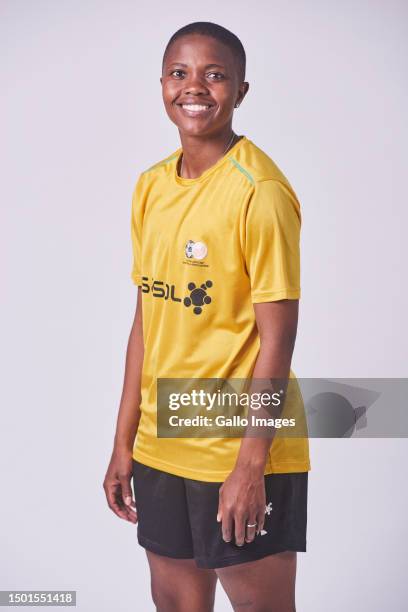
[[170, 69, 185, 78], [207, 72, 225, 80]]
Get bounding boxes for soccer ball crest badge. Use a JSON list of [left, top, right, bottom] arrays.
[[185, 240, 208, 260]]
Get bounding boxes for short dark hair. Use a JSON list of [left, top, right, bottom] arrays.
[[162, 21, 246, 82]]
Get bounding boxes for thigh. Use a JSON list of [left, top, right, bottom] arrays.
[[215, 551, 297, 612], [184, 471, 308, 570], [132, 459, 194, 559], [146, 549, 218, 612]]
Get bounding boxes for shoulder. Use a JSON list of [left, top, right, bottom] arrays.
[[231, 137, 292, 186], [140, 147, 181, 177], [131, 147, 181, 202], [233, 138, 301, 220]]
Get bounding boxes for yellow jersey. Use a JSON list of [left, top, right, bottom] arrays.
[[130, 135, 311, 481]]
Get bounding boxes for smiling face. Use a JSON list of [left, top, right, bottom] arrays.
[[160, 34, 249, 138]]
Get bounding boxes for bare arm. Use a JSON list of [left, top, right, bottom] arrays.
[[113, 286, 144, 451], [235, 299, 298, 471], [103, 286, 144, 522], [217, 299, 299, 544]]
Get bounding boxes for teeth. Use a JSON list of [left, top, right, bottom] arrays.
[[182, 104, 210, 111]]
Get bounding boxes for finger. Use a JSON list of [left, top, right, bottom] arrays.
[[234, 513, 246, 547], [116, 485, 138, 523], [221, 510, 233, 543], [107, 487, 131, 520], [217, 485, 223, 522], [256, 508, 265, 535], [125, 507, 138, 523], [105, 482, 134, 521], [122, 499, 138, 522], [115, 496, 137, 523], [216, 501, 222, 523], [119, 474, 135, 508], [245, 516, 258, 543], [112, 501, 131, 520]]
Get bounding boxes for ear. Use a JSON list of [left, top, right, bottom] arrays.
[[237, 81, 250, 105], [242, 81, 250, 97], [160, 76, 163, 85]]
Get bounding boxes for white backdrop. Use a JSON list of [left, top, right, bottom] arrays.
[[1, 1, 407, 610]]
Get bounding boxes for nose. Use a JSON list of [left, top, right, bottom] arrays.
[[183, 71, 209, 95]]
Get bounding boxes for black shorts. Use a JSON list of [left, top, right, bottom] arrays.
[[132, 459, 308, 569]]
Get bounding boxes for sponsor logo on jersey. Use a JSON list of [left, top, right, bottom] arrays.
[[141, 276, 213, 316]]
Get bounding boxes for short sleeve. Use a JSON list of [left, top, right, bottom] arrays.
[[244, 179, 301, 302], [130, 175, 144, 286]]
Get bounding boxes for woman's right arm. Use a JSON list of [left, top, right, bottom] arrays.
[[103, 286, 144, 522]]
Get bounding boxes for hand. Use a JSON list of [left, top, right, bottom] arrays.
[[103, 447, 137, 523], [216, 465, 266, 546]]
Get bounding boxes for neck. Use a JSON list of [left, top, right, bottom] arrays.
[[178, 126, 239, 179]]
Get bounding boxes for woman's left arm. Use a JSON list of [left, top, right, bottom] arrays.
[[217, 298, 299, 546]]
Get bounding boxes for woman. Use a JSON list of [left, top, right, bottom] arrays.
[[104, 21, 310, 612]]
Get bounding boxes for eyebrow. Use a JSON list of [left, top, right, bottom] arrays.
[[168, 62, 226, 69]]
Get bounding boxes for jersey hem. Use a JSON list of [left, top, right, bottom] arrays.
[[132, 448, 310, 482]]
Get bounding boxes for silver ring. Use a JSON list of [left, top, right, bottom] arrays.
[[246, 523, 257, 528]]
